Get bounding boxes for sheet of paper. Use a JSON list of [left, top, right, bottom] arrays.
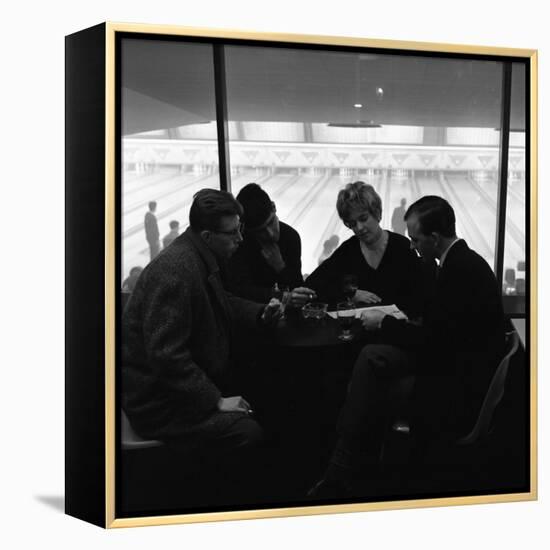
[[326, 303, 408, 320]]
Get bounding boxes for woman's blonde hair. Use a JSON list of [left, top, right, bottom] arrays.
[[336, 181, 382, 222]]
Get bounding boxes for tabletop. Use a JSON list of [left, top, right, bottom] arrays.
[[274, 308, 367, 349]]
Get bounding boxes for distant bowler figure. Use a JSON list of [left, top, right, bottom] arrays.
[[144, 201, 160, 260], [318, 234, 340, 265], [391, 198, 407, 236], [122, 266, 143, 293], [163, 220, 180, 249]]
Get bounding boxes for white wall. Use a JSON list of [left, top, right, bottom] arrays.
[[3, 0, 547, 547]]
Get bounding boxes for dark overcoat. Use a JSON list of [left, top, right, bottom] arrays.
[[122, 228, 263, 440]]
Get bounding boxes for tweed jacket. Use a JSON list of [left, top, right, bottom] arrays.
[[122, 228, 264, 440]]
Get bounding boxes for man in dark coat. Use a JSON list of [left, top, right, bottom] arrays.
[[144, 200, 160, 260], [225, 183, 316, 308], [123, 189, 281, 458], [311, 195, 505, 496]]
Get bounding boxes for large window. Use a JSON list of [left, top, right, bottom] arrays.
[[119, 38, 528, 314], [120, 39, 220, 280], [225, 46, 511, 277]]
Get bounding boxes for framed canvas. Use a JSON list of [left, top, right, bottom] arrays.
[[65, 21, 537, 528]]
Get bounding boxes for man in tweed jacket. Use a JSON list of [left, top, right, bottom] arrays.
[[122, 189, 281, 457]]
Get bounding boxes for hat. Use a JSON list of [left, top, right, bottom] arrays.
[[236, 183, 273, 230]]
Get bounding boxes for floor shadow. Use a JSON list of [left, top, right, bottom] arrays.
[[35, 495, 65, 513]]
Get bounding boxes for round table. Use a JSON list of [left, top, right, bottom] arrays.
[[273, 308, 367, 350]]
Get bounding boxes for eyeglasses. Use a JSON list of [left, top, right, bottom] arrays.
[[211, 222, 244, 237]]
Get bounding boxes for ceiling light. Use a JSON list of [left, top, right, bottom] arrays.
[[354, 103, 363, 108], [328, 120, 382, 128]]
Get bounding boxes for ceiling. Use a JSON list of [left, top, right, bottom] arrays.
[[121, 38, 526, 136]]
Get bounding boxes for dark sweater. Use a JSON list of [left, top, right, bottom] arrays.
[[224, 221, 304, 303], [305, 231, 426, 316]]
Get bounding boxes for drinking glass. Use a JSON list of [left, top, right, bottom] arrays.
[[280, 286, 291, 317], [272, 285, 291, 318], [342, 274, 358, 305], [337, 302, 356, 341]]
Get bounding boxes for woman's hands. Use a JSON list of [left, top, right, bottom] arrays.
[[353, 289, 382, 305]]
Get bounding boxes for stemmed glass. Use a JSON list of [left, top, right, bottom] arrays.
[[337, 302, 356, 342], [342, 274, 358, 306]]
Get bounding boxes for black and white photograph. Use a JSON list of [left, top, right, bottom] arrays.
[[105, 26, 534, 522], [11, 1, 548, 548]]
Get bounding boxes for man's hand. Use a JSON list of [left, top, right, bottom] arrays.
[[360, 308, 386, 330], [288, 287, 317, 307], [260, 243, 285, 272], [217, 395, 253, 415], [354, 289, 382, 305], [260, 298, 283, 326]]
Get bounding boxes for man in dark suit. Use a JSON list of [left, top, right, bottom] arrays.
[[311, 195, 505, 496], [123, 189, 281, 460], [144, 201, 160, 260]]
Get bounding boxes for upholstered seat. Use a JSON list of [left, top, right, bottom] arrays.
[[121, 409, 162, 451]]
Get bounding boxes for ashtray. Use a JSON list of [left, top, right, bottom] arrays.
[[302, 302, 328, 320]]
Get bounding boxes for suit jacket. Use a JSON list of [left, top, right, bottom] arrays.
[[381, 239, 506, 436], [144, 211, 159, 243], [121, 227, 264, 440]]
